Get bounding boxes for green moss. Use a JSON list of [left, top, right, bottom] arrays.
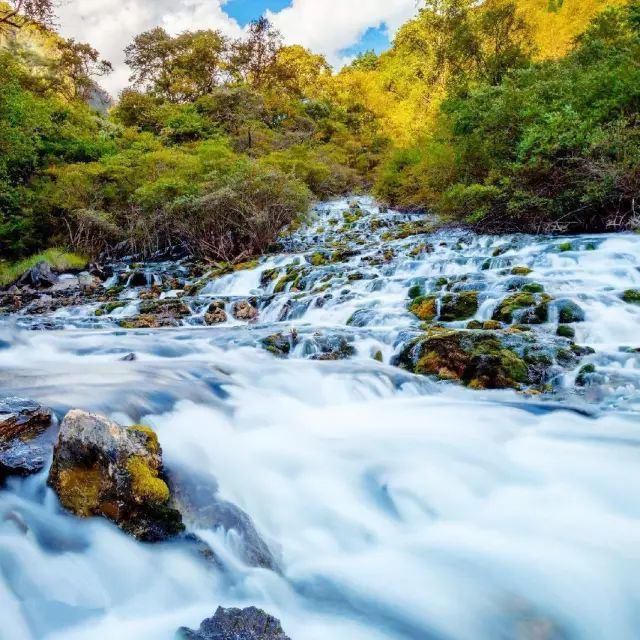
[[558, 242, 572, 252], [127, 424, 160, 455], [522, 283, 544, 293], [511, 266, 533, 276], [127, 456, 170, 504], [57, 466, 103, 517], [408, 284, 424, 300], [621, 289, 640, 304], [439, 291, 478, 321], [556, 325, 576, 339], [309, 252, 329, 266], [408, 295, 437, 321]]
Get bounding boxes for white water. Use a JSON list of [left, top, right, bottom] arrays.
[[1, 198, 640, 639]]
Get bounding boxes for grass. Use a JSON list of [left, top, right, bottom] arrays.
[[0, 248, 88, 287]]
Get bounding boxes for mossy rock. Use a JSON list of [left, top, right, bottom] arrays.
[[556, 325, 576, 339], [48, 410, 183, 542], [138, 299, 191, 318], [621, 289, 640, 304], [511, 266, 533, 276], [439, 291, 478, 321], [558, 242, 573, 252], [555, 299, 585, 323], [394, 329, 529, 389], [576, 364, 596, 387], [261, 333, 293, 357], [522, 283, 544, 294], [408, 296, 437, 322], [493, 293, 549, 324], [408, 284, 424, 300]]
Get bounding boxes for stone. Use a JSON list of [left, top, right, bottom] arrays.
[[17, 261, 58, 289], [554, 299, 585, 323], [0, 398, 53, 480], [48, 410, 184, 541], [177, 606, 291, 640], [232, 300, 259, 322]]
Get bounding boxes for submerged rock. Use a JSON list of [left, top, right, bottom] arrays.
[[0, 397, 53, 480], [178, 606, 291, 640], [48, 410, 184, 541]]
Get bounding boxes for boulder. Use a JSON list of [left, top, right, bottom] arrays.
[[554, 299, 585, 323], [232, 300, 259, 322], [205, 300, 227, 325], [439, 291, 479, 322], [17, 261, 58, 289], [178, 607, 291, 640], [48, 410, 184, 541], [0, 398, 53, 480]]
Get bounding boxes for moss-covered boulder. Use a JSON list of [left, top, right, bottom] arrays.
[[394, 328, 529, 389], [439, 291, 479, 321], [555, 299, 585, 323], [119, 314, 179, 329], [408, 296, 437, 321], [493, 293, 549, 324], [48, 410, 183, 541], [262, 332, 295, 357], [511, 266, 533, 276], [621, 289, 640, 304]]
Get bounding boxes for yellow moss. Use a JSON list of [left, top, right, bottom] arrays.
[[57, 466, 103, 517], [409, 296, 437, 321], [126, 456, 170, 504], [127, 424, 160, 455]]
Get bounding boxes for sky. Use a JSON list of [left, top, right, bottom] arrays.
[[55, 0, 419, 95]]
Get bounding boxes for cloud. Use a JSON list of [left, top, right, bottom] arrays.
[[267, 0, 416, 67], [54, 0, 419, 96], [56, 0, 243, 95]]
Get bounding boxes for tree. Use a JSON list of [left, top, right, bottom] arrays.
[[0, 0, 54, 31], [229, 17, 282, 88], [52, 40, 113, 102], [270, 45, 332, 97], [125, 28, 229, 102]]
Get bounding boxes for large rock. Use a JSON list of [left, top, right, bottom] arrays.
[[17, 261, 58, 289], [0, 397, 53, 480], [177, 606, 291, 640], [232, 300, 259, 322], [48, 410, 184, 541]]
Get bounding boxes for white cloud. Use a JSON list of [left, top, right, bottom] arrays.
[[267, 0, 416, 67], [54, 0, 419, 96]]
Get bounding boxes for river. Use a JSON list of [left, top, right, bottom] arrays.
[[1, 197, 639, 640]]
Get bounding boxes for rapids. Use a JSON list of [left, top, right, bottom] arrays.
[[1, 198, 640, 639]]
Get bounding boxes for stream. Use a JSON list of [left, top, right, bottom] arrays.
[[1, 197, 640, 639]]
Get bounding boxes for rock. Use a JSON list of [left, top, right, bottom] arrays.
[[493, 293, 550, 324], [232, 300, 258, 322], [0, 397, 52, 442], [48, 410, 184, 541], [18, 261, 58, 289], [262, 333, 294, 357], [439, 291, 479, 321], [120, 352, 137, 361], [556, 325, 575, 339], [127, 270, 149, 287], [177, 606, 291, 640], [119, 314, 179, 329], [204, 300, 227, 325], [554, 299, 585, 323], [77, 272, 100, 292], [139, 299, 191, 318], [168, 468, 277, 570], [393, 328, 532, 389], [621, 289, 640, 304], [309, 334, 355, 361], [408, 296, 437, 322], [0, 398, 53, 480], [511, 266, 533, 276]]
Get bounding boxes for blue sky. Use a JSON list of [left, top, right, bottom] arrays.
[[224, 0, 391, 57]]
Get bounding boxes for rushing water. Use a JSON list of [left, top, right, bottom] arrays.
[[1, 198, 640, 640]]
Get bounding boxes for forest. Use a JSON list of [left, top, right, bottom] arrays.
[[1, 0, 639, 264]]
